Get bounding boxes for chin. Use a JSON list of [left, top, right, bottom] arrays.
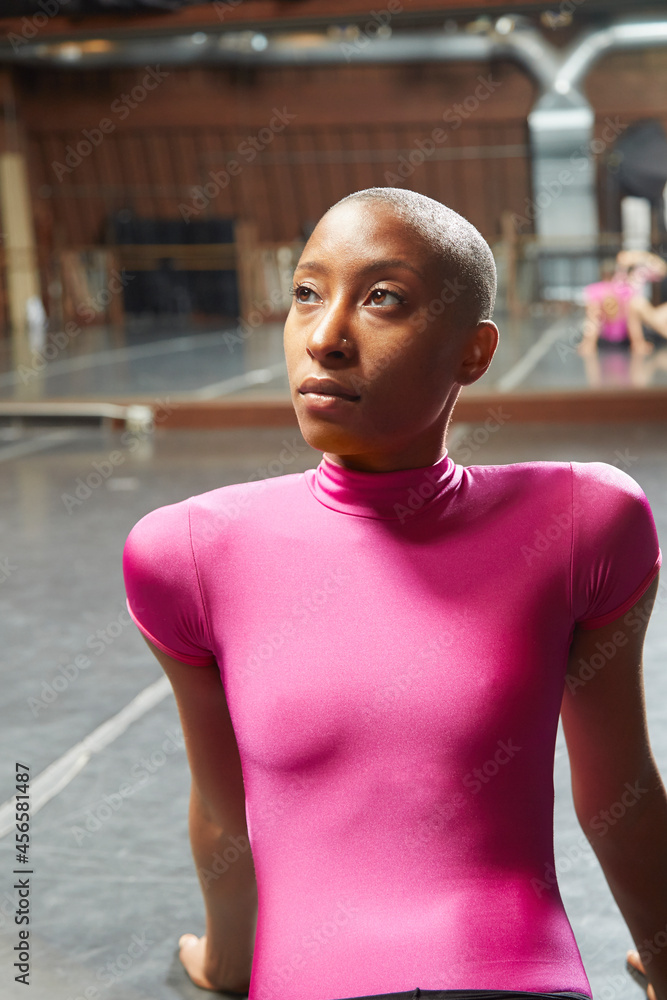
[[294, 418, 360, 456]]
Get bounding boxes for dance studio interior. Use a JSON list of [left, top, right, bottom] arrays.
[[0, 0, 666, 998]]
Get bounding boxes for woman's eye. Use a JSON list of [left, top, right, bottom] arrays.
[[368, 287, 405, 307], [290, 284, 318, 303]]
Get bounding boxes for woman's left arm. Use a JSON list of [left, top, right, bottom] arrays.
[[140, 634, 257, 993], [561, 574, 667, 1000]]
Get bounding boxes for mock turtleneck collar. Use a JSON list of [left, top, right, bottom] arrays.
[[304, 450, 463, 520]]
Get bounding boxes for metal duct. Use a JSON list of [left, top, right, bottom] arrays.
[[554, 19, 667, 96], [527, 18, 667, 254], [1, 29, 518, 72]]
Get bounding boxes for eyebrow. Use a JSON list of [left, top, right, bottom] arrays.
[[293, 258, 427, 282]]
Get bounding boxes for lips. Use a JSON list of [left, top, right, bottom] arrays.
[[298, 377, 360, 401]]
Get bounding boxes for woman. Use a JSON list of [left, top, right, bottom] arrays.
[[123, 188, 666, 1000], [578, 250, 667, 356]]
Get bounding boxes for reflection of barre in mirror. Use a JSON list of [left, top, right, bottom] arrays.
[[122, 188, 666, 1000]]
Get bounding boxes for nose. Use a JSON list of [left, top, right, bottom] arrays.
[[304, 296, 355, 362]]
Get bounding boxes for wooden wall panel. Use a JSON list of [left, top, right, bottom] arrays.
[[27, 121, 533, 246], [16, 61, 533, 131]]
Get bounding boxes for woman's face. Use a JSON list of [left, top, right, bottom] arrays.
[[283, 200, 498, 471]]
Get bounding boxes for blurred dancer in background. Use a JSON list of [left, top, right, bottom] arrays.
[[578, 250, 667, 355]]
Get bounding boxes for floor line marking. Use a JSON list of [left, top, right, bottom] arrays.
[[0, 677, 171, 839], [494, 316, 574, 393], [185, 361, 287, 400], [0, 429, 83, 463]]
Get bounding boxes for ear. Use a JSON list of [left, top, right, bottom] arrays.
[[455, 321, 499, 387]]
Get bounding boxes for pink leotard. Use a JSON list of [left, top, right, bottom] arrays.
[[584, 279, 636, 342], [123, 451, 662, 1000]]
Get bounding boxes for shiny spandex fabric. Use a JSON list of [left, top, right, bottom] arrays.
[[123, 453, 662, 1000]]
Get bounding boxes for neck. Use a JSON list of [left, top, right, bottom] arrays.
[[322, 447, 449, 474], [305, 448, 463, 521]]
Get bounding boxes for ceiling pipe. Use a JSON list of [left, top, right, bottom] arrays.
[[0, 27, 536, 73], [554, 19, 667, 95]]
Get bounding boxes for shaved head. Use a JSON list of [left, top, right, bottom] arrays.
[[327, 187, 497, 328]]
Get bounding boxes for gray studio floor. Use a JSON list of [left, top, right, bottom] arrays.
[[0, 419, 665, 1000], [2, 307, 667, 403]]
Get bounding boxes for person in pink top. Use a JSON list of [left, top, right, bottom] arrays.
[[578, 252, 667, 356], [123, 189, 666, 1000]]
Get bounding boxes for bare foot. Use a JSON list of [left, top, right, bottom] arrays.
[[178, 934, 249, 995], [178, 934, 220, 991], [627, 949, 656, 1000]]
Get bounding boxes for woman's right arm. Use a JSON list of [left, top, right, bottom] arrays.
[[561, 575, 667, 1000], [142, 634, 257, 993]]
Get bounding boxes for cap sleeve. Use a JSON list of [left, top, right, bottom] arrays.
[[122, 498, 216, 665], [571, 461, 662, 630]]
